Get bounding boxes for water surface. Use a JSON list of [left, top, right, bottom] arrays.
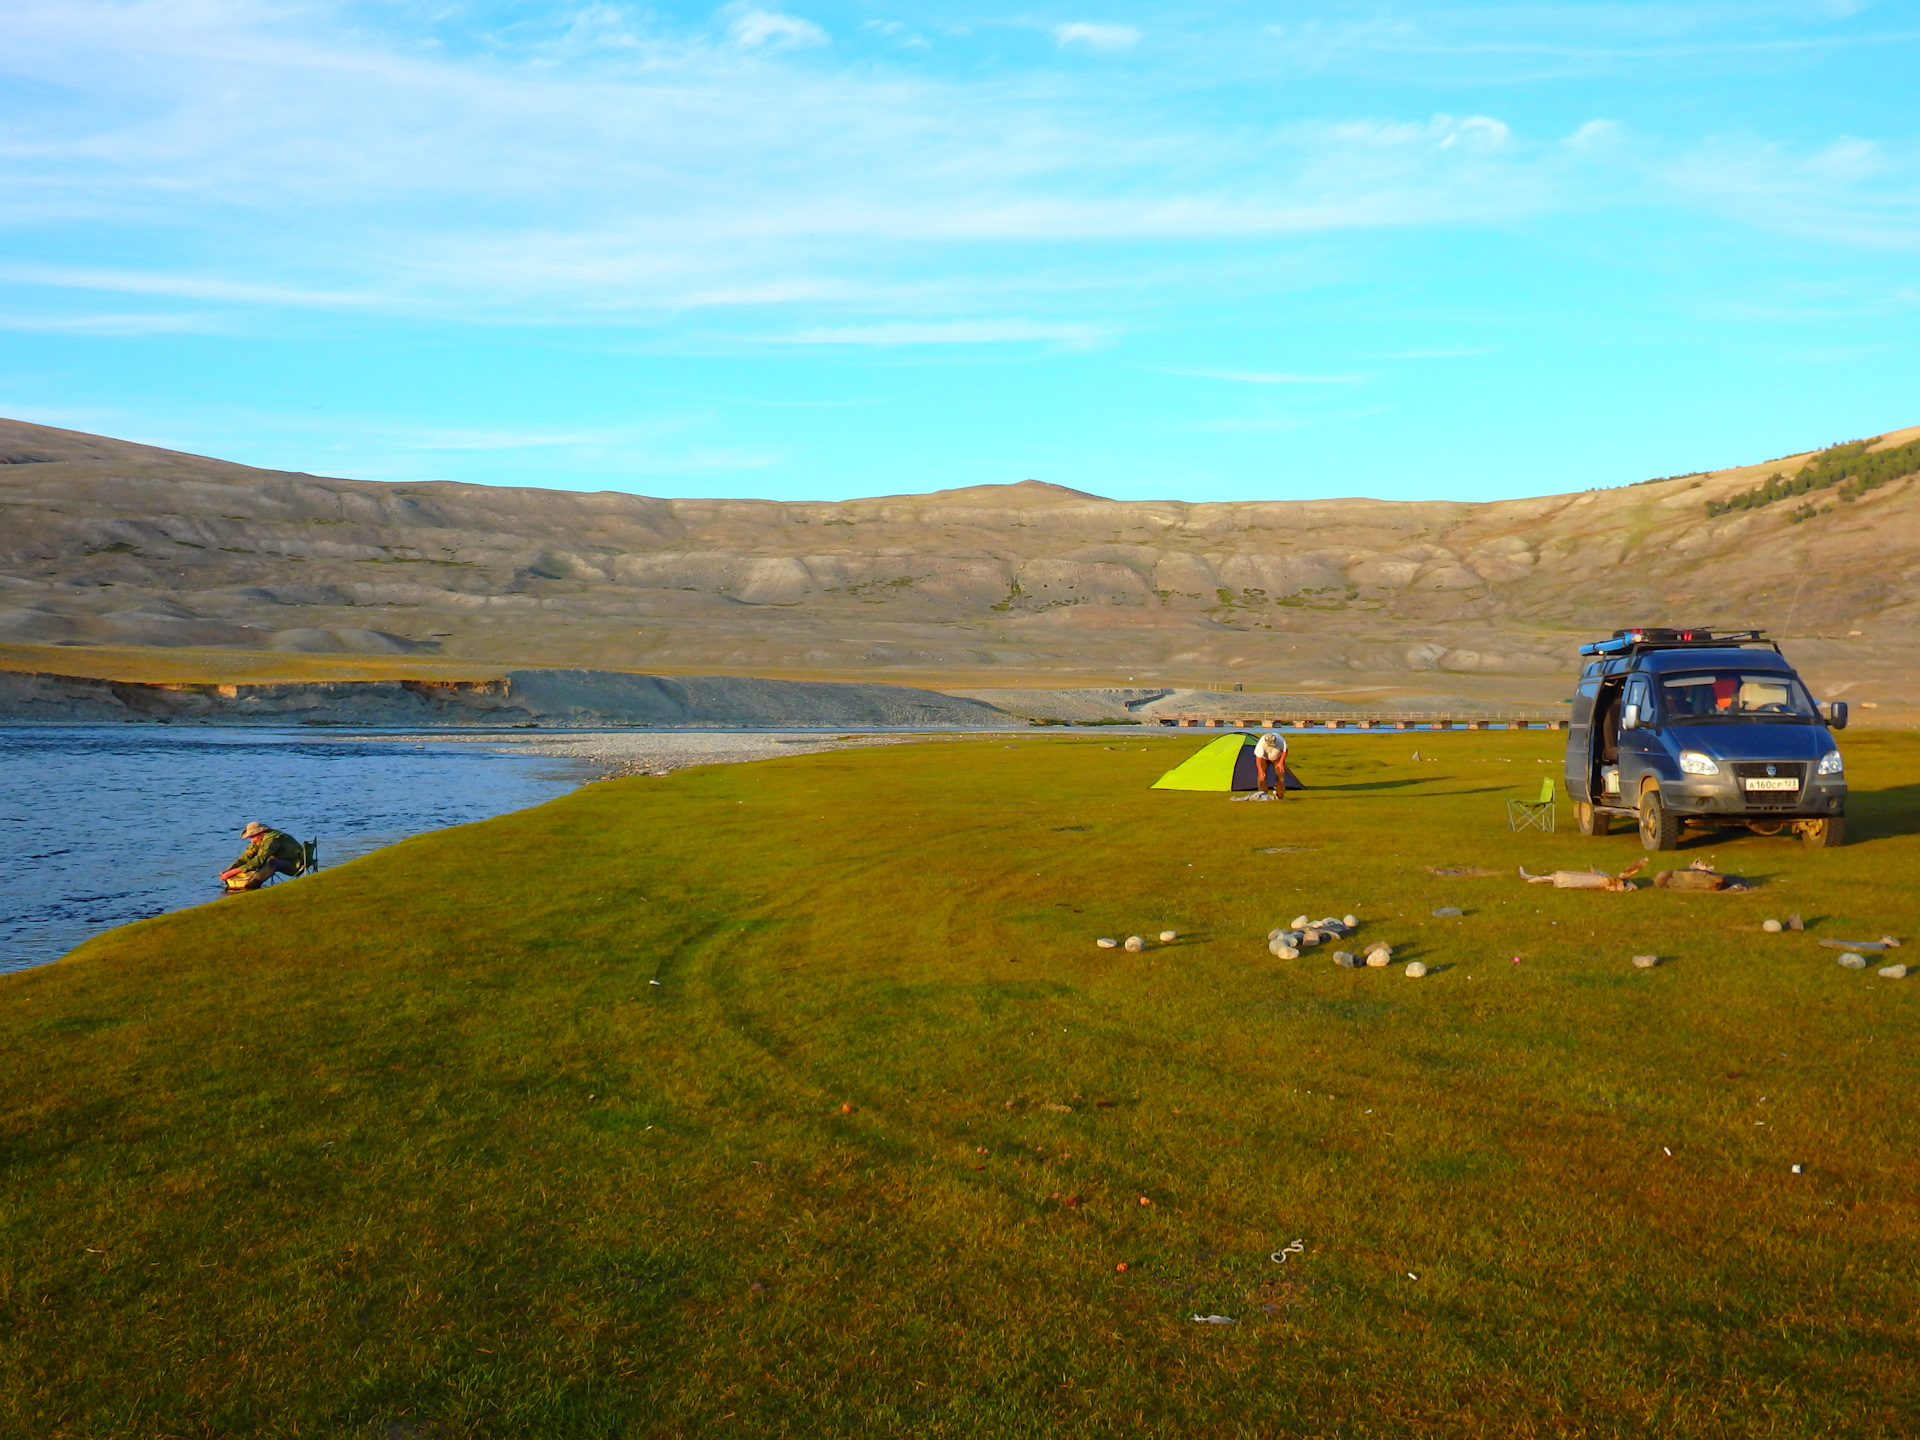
[[0, 727, 590, 973]]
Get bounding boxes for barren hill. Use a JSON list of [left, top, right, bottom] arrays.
[[3, 416, 1917, 706]]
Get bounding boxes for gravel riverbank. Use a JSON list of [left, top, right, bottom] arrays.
[[405, 729, 965, 778]]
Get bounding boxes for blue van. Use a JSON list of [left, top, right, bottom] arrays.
[[1565, 628, 1848, 850]]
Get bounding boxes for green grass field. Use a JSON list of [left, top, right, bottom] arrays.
[[5, 730, 1918, 1438]]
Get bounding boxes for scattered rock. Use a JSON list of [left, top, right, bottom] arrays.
[[1838, 952, 1867, 969], [1159, 930, 1177, 942], [1332, 951, 1359, 968], [1096, 938, 1118, 949], [1291, 914, 1309, 929], [1123, 935, 1146, 953], [1342, 914, 1358, 928], [1882, 935, 1903, 948], [1432, 907, 1464, 918], [1404, 961, 1428, 978], [1274, 946, 1300, 959], [1786, 913, 1804, 931], [1762, 919, 1782, 933], [1878, 964, 1908, 979], [1298, 931, 1321, 947], [1366, 943, 1392, 960], [1632, 954, 1658, 969], [1364, 950, 1390, 968]]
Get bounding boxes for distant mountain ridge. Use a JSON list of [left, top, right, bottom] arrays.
[[2, 416, 1917, 696]]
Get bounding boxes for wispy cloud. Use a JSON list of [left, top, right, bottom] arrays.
[[725, 5, 829, 52], [0, 311, 221, 336], [0, 0, 1912, 344], [764, 319, 1109, 346], [1163, 367, 1366, 385], [1053, 23, 1141, 52], [0, 264, 369, 308]]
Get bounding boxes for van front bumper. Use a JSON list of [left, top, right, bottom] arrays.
[[1659, 777, 1845, 819]]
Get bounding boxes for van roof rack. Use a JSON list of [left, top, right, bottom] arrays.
[[1577, 627, 1776, 657]]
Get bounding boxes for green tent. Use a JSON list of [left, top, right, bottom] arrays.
[[1150, 732, 1306, 791]]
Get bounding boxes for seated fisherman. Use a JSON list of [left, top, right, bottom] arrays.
[[220, 821, 304, 892]]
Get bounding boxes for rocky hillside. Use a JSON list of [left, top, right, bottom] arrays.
[[3, 416, 1916, 698]]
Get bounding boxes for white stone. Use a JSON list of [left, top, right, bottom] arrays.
[[1123, 935, 1146, 953], [1404, 961, 1428, 978], [1096, 938, 1118, 949], [1761, 919, 1782, 934], [1343, 914, 1358, 928], [1159, 930, 1177, 942], [1837, 953, 1866, 969], [1877, 963, 1908, 979], [1291, 915, 1309, 930], [1365, 950, 1390, 968], [1632, 954, 1657, 969], [1432, 907, 1464, 918], [1332, 951, 1358, 968]]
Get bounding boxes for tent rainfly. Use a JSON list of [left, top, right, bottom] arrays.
[[1150, 733, 1306, 792]]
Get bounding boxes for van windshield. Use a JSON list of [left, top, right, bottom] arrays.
[[1660, 671, 1817, 722]]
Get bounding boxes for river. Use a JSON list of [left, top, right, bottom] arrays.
[[0, 727, 593, 974]]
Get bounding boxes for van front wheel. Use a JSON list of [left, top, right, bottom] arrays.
[[1799, 816, 1846, 848], [1639, 790, 1680, 851], [1575, 802, 1611, 836]]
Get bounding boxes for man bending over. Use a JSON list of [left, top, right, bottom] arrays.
[[220, 821, 304, 892], [1254, 730, 1289, 797]]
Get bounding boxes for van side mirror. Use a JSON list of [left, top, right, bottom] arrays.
[[1828, 701, 1848, 731], [1621, 703, 1640, 731]]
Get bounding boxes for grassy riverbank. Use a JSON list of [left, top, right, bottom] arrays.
[[5, 731, 1919, 1437]]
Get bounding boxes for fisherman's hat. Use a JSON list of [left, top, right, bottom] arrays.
[[241, 821, 268, 837]]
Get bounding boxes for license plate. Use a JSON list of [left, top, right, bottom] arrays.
[[1744, 777, 1798, 792]]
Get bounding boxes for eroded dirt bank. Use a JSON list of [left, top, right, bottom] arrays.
[[0, 668, 1015, 727]]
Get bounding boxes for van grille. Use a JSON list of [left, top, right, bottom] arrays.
[[1732, 761, 1806, 809]]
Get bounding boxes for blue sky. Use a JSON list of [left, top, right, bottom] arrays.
[[2, 1, 1916, 502]]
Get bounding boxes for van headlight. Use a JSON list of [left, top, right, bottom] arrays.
[[1678, 751, 1719, 776], [1817, 750, 1843, 776]]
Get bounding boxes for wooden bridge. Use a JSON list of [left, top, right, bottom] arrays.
[[1154, 714, 1569, 731]]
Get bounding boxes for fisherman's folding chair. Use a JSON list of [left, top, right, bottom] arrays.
[[1507, 778, 1557, 833], [263, 839, 321, 885]]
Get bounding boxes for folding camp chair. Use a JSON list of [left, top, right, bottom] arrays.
[[1507, 778, 1557, 833], [263, 838, 320, 885]]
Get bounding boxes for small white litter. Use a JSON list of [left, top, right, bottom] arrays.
[[1190, 1314, 1236, 1325]]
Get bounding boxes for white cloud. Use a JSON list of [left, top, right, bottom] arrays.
[[1053, 23, 1141, 52], [0, 311, 219, 336], [1165, 367, 1365, 385], [765, 319, 1109, 346], [1438, 115, 1510, 149], [862, 19, 929, 49], [0, 264, 368, 308], [1566, 119, 1621, 150], [725, 6, 828, 52]]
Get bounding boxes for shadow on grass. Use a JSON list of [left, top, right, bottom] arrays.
[[1315, 778, 1426, 792], [1844, 781, 1920, 844]]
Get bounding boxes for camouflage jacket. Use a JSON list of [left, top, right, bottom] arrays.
[[232, 830, 303, 873]]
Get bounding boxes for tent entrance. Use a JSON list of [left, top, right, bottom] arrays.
[[1150, 733, 1306, 791]]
